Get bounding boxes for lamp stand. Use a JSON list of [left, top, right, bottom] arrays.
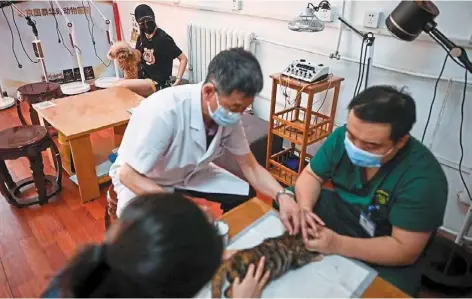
[[0, 83, 15, 110], [337, 16, 375, 90], [9, 4, 49, 82], [88, 0, 121, 89], [53, 0, 91, 95]]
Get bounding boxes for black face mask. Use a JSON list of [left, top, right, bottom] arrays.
[[140, 20, 156, 35]]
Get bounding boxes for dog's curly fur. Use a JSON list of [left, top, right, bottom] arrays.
[[107, 41, 141, 79]]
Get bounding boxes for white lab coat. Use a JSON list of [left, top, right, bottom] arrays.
[[108, 82, 250, 217]]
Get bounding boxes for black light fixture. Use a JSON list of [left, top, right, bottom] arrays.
[[386, 0, 472, 73]]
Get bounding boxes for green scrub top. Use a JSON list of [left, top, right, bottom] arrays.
[[288, 125, 448, 296]]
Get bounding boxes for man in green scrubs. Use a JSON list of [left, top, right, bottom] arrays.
[[274, 85, 448, 297]]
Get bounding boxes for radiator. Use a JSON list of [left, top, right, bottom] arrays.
[[187, 23, 256, 83]]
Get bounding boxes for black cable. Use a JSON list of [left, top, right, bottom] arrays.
[[356, 38, 369, 96], [353, 38, 366, 98], [49, 1, 73, 56], [82, 1, 111, 67], [458, 68, 471, 202], [1, 6, 22, 68], [10, 5, 38, 63], [421, 53, 448, 143]]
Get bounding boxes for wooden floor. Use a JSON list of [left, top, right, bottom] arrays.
[[0, 103, 111, 297], [0, 103, 470, 298]]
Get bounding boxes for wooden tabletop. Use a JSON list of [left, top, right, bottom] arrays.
[[270, 73, 344, 93], [219, 197, 409, 298], [33, 87, 143, 140]]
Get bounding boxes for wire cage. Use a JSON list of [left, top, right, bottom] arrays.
[[272, 106, 331, 146], [267, 147, 312, 186]]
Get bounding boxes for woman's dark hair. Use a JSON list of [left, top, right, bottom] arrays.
[[52, 193, 223, 297], [347, 85, 416, 142]]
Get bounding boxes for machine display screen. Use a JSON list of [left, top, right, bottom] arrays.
[[296, 64, 314, 71]]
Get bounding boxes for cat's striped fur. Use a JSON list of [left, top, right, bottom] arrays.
[[211, 232, 323, 298]]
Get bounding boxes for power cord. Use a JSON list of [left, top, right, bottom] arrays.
[[82, 0, 110, 67], [10, 5, 38, 64], [1, 6, 22, 68], [421, 53, 448, 143], [458, 68, 471, 202], [353, 37, 369, 97]]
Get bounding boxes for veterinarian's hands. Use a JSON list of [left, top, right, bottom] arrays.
[[304, 225, 341, 255], [232, 256, 271, 298], [279, 195, 301, 235], [301, 209, 325, 242]]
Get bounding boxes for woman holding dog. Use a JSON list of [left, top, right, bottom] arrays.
[[113, 4, 188, 97]]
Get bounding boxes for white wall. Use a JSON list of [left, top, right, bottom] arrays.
[[0, 1, 115, 94], [116, 0, 472, 238]]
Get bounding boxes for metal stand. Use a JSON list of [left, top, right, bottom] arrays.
[[53, 0, 91, 95], [336, 16, 375, 90], [88, 0, 121, 89], [9, 4, 49, 82]]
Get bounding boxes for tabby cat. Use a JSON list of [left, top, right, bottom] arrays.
[[211, 231, 323, 298]]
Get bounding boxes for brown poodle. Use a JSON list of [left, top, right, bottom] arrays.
[[107, 41, 141, 79]]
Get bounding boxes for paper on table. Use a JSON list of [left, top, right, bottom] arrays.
[[32, 101, 56, 110], [195, 211, 377, 298]]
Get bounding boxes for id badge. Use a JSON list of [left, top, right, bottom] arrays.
[[360, 212, 376, 237]]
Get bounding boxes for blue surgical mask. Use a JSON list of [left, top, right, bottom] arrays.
[[207, 92, 241, 127], [344, 136, 392, 168]]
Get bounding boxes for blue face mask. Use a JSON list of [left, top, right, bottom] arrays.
[[344, 136, 392, 168], [207, 92, 241, 127]]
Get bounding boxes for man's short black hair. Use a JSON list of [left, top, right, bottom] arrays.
[[347, 85, 416, 142], [204, 48, 263, 98]]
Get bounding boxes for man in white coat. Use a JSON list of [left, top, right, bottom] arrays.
[[109, 48, 300, 230]]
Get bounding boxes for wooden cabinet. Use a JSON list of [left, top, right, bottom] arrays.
[[265, 73, 344, 186]]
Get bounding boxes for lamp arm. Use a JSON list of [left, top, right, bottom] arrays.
[[428, 27, 472, 73], [88, 0, 113, 45]]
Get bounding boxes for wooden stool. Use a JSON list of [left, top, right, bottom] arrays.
[[0, 126, 62, 207], [16, 82, 63, 126]]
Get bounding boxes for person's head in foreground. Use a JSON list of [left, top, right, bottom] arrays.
[[345, 85, 416, 168], [134, 4, 157, 35], [46, 193, 223, 297], [201, 47, 263, 127]]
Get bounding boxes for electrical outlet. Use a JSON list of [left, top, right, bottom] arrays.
[[317, 8, 332, 22], [232, 0, 242, 11], [457, 191, 471, 206], [363, 11, 381, 29]]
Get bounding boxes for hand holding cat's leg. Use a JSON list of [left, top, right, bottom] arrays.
[[279, 196, 301, 235], [231, 257, 271, 298], [301, 210, 325, 242]]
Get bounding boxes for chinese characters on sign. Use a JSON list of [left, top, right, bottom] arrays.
[[18, 6, 91, 17]]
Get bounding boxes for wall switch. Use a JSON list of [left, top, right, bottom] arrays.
[[317, 8, 333, 22], [232, 0, 242, 11], [363, 11, 381, 29]]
